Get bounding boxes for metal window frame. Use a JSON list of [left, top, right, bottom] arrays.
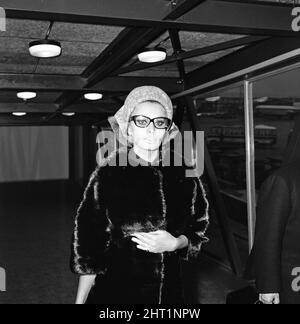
[[186, 57, 300, 253]]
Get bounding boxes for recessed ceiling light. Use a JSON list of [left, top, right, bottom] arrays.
[[29, 40, 62, 58], [62, 112, 76, 117], [84, 93, 103, 101], [17, 92, 37, 100], [205, 96, 221, 102], [138, 47, 167, 63], [12, 112, 27, 116]]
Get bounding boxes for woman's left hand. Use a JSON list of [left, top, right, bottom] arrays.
[[131, 230, 178, 253]]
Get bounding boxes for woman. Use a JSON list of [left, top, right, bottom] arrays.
[[70, 86, 209, 304]]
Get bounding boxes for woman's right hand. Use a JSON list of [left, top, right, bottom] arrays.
[[259, 293, 280, 304]]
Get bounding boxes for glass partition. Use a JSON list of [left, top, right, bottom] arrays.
[[189, 65, 300, 270], [253, 67, 300, 200], [194, 84, 250, 268]]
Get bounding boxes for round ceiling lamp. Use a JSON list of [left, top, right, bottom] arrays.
[[62, 112, 76, 117], [205, 96, 221, 102], [12, 112, 27, 117], [254, 96, 269, 103], [138, 47, 167, 63], [84, 93, 103, 101], [29, 40, 62, 58], [17, 92, 37, 100]]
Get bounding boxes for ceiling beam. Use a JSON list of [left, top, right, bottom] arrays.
[[82, 0, 206, 87], [0, 102, 118, 113], [178, 0, 298, 37], [169, 30, 186, 79], [0, 114, 110, 126], [3, 0, 174, 26], [0, 74, 85, 91], [113, 35, 268, 75], [50, 0, 202, 121], [0, 74, 182, 93], [3, 0, 298, 36], [172, 37, 300, 99], [94, 76, 183, 93]]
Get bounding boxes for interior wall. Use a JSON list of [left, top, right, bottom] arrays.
[[0, 126, 69, 183]]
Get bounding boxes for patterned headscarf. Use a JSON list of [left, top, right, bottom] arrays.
[[108, 86, 180, 147]]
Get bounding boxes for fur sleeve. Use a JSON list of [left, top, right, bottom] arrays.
[[177, 176, 210, 261], [70, 167, 111, 275]]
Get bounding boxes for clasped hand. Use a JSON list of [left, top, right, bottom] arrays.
[[131, 230, 178, 253]]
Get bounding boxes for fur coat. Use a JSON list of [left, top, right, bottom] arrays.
[[70, 147, 209, 304]]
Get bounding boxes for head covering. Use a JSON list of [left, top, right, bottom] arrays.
[[108, 86, 179, 147]]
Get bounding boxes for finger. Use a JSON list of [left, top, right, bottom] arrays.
[[136, 245, 152, 252], [131, 237, 148, 246], [131, 238, 151, 250], [132, 233, 155, 245], [135, 231, 160, 237], [259, 296, 271, 304], [147, 231, 163, 235], [261, 300, 272, 304], [262, 299, 273, 304], [273, 296, 280, 304]]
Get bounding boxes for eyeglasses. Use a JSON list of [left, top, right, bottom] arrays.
[[129, 115, 171, 130]]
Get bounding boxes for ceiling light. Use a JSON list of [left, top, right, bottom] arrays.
[[12, 112, 27, 117], [17, 92, 37, 100], [84, 93, 103, 101], [138, 47, 167, 63], [205, 96, 221, 102], [62, 112, 76, 117], [254, 96, 269, 103], [29, 40, 62, 58]]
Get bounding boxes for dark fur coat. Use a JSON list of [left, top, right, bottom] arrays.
[[70, 147, 209, 304]]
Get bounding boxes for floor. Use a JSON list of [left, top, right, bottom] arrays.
[[0, 181, 248, 304]]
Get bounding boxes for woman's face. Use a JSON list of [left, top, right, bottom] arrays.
[[128, 101, 168, 151]]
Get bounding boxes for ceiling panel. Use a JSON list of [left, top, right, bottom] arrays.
[[121, 62, 179, 78], [148, 31, 174, 56], [0, 18, 49, 39], [179, 32, 246, 51], [35, 65, 84, 75], [184, 46, 245, 73], [0, 35, 109, 75], [36, 41, 108, 74], [50, 22, 124, 43], [0, 37, 37, 73], [0, 37, 34, 54]]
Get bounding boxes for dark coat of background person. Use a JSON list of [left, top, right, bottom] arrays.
[[70, 148, 209, 304], [245, 159, 300, 304]]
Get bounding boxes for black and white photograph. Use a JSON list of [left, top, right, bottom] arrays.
[[1, 0, 300, 307]]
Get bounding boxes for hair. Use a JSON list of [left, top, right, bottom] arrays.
[[131, 100, 167, 121], [137, 100, 165, 110]]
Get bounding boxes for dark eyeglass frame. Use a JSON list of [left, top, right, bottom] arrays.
[[129, 115, 172, 130]]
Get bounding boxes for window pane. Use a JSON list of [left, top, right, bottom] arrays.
[[194, 84, 249, 268]]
